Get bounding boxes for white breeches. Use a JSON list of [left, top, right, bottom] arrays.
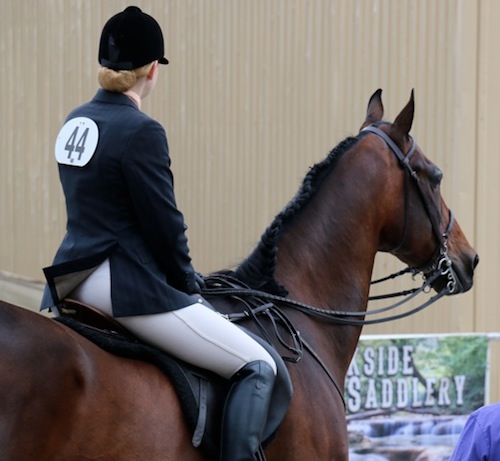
[[70, 259, 276, 379]]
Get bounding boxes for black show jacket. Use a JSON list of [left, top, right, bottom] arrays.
[[41, 89, 199, 317]]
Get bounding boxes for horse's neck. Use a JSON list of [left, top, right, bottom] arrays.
[[274, 183, 380, 311], [236, 144, 396, 363], [274, 195, 381, 377]]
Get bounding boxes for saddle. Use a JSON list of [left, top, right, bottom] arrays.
[[55, 298, 293, 460]]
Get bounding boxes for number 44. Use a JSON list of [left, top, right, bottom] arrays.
[[65, 126, 89, 162], [55, 116, 99, 167]]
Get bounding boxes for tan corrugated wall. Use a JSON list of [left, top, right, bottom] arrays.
[[2, 0, 499, 395]]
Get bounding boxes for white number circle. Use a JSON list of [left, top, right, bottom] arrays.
[[55, 117, 99, 167]]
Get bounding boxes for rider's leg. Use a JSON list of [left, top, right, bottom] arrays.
[[119, 304, 277, 461], [117, 301, 276, 377], [71, 259, 278, 461], [220, 360, 276, 461]]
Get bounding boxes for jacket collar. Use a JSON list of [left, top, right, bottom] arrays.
[[93, 89, 138, 109]]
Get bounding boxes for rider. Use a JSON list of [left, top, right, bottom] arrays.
[[40, 6, 277, 461]]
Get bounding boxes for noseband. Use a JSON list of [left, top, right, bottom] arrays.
[[362, 125, 458, 295]]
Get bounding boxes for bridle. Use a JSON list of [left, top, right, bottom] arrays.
[[362, 125, 458, 298]]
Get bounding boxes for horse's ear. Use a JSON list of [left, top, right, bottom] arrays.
[[390, 89, 415, 143], [360, 89, 384, 130]]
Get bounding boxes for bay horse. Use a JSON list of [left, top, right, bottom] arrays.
[[0, 90, 477, 461]]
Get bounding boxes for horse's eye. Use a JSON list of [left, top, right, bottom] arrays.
[[430, 168, 443, 188]]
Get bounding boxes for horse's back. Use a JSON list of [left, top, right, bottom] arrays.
[[0, 301, 202, 461]]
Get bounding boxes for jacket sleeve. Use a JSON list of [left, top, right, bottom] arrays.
[[122, 119, 197, 294]]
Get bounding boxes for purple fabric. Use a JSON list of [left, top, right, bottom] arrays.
[[450, 402, 500, 460]]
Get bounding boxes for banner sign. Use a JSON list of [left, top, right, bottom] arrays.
[[346, 334, 489, 459], [346, 334, 488, 415]]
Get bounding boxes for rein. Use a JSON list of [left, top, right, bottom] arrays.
[[203, 265, 452, 327]]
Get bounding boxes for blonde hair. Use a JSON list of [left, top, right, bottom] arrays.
[[98, 63, 153, 93]]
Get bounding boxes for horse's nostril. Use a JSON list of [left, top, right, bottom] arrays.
[[473, 254, 479, 270]]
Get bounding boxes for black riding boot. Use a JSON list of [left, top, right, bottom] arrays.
[[220, 360, 276, 461]]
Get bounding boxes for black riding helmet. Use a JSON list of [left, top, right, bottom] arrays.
[[98, 6, 169, 70]]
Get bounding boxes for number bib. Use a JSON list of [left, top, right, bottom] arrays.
[[55, 117, 99, 167]]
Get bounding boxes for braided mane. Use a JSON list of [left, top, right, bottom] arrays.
[[234, 135, 361, 294]]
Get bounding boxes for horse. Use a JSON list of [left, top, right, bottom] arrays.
[[0, 89, 478, 461]]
